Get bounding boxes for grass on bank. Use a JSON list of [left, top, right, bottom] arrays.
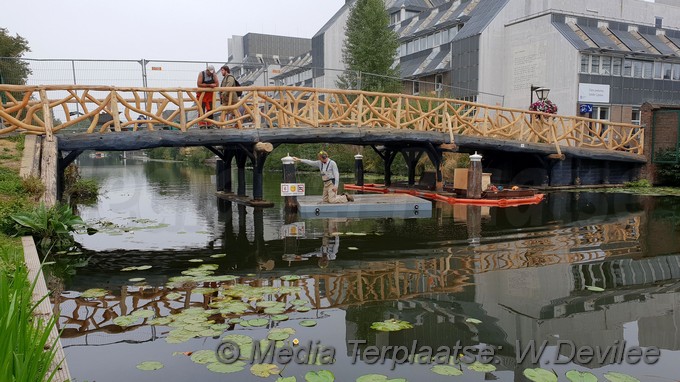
[[0, 136, 64, 382]]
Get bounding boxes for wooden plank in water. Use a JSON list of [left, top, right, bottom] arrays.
[[22, 236, 72, 382], [298, 194, 431, 218], [215, 191, 274, 207]]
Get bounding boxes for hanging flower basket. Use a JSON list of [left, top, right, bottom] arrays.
[[529, 99, 558, 114]]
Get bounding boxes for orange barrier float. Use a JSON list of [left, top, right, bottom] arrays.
[[344, 184, 545, 207]]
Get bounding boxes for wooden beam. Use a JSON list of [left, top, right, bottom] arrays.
[[40, 137, 58, 206]]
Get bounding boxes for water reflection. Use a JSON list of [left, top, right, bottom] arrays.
[[55, 158, 680, 381]]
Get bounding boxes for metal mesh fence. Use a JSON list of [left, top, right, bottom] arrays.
[[0, 57, 505, 105]]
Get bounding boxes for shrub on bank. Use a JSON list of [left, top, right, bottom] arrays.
[[655, 149, 680, 186]]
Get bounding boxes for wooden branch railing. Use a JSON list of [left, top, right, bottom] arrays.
[[0, 85, 644, 154]]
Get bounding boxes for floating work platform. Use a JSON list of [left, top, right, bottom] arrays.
[[298, 194, 432, 218], [344, 184, 545, 207]]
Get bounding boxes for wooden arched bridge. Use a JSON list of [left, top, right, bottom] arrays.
[[0, 84, 645, 204]]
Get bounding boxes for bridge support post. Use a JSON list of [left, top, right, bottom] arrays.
[[235, 150, 248, 197], [423, 144, 443, 192], [384, 150, 397, 187], [216, 148, 235, 193], [401, 150, 424, 187], [252, 143, 273, 201], [572, 157, 582, 186], [602, 161, 610, 185], [40, 138, 58, 207]]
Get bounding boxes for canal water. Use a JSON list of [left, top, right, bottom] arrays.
[[48, 156, 680, 381]]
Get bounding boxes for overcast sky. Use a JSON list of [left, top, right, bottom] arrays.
[[3, 0, 346, 61]]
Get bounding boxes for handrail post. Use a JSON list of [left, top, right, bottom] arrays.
[[396, 96, 402, 129], [312, 90, 319, 127], [110, 90, 121, 132], [253, 90, 261, 129], [178, 90, 187, 132], [39, 89, 54, 141]]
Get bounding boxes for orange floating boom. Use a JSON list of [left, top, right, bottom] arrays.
[[344, 184, 545, 207]]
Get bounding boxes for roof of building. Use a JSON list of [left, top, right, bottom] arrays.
[[553, 14, 680, 58], [453, 0, 509, 41], [387, 0, 434, 13]]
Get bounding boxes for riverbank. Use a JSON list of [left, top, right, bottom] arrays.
[[0, 136, 71, 382]]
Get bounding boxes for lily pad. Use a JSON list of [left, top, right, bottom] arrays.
[[370, 319, 413, 332], [129, 277, 146, 283], [300, 320, 317, 327], [136, 361, 163, 371], [523, 368, 557, 382], [430, 365, 462, 376], [586, 285, 605, 292], [207, 361, 245, 374], [467, 361, 495, 372], [305, 370, 335, 382], [603, 372, 640, 382], [210, 254, 227, 258], [348, 247, 359, 250], [251, 363, 280, 378], [465, 318, 482, 324], [166, 292, 182, 300], [277, 377, 297, 382], [248, 318, 269, 327], [131, 309, 155, 319], [223, 334, 254, 346], [148, 317, 172, 326], [271, 314, 289, 321], [290, 299, 308, 306], [191, 349, 218, 364], [296, 306, 311, 312], [356, 374, 407, 382], [81, 288, 108, 298], [566, 370, 598, 382], [113, 315, 138, 327], [188, 258, 204, 263], [268, 331, 291, 341], [280, 275, 301, 281]]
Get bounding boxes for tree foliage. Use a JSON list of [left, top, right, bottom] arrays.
[[0, 28, 31, 85], [337, 0, 401, 92]]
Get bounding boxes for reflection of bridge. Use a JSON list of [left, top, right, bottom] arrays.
[[2, 85, 645, 205], [53, 210, 642, 340]]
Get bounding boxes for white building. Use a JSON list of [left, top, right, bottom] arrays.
[[244, 0, 680, 124]]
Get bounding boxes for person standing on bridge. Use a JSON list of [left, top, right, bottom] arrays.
[[197, 65, 217, 127], [293, 151, 354, 203]]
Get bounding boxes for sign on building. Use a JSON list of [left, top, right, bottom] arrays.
[[281, 183, 305, 196], [578, 83, 610, 103]]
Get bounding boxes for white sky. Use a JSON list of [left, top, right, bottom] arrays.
[[2, 0, 346, 61]]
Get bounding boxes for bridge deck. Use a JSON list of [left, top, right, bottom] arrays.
[[56, 128, 646, 163]]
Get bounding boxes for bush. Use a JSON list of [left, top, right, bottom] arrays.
[[655, 149, 680, 186], [21, 176, 45, 200], [63, 164, 99, 203]]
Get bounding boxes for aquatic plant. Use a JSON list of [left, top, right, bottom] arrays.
[[10, 203, 84, 251], [370, 319, 413, 332], [0, 264, 60, 382]]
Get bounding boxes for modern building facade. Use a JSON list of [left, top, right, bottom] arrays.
[[235, 0, 680, 125]]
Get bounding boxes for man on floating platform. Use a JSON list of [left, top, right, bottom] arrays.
[[293, 151, 354, 203]]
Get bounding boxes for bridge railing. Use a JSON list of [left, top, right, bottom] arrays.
[[0, 85, 643, 154]]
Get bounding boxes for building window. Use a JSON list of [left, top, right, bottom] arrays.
[[600, 56, 611, 75], [413, 81, 420, 95], [642, 61, 653, 79], [674, 64, 680, 80], [631, 108, 641, 125], [612, 57, 622, 76], [663, 63, 672, 79], [435, 74, 443, 93], [591, 55, 600, 74], [654, 62, 662, 79], [633, 60, 643, 78], [656, 16, 663, 28], [595, 106, 609, 121], [580, 55, 589, 73], [623, 59, 633, 77]]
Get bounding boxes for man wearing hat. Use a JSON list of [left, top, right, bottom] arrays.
[[293, 151, 354, 203], [196, 65, 217, 126]]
